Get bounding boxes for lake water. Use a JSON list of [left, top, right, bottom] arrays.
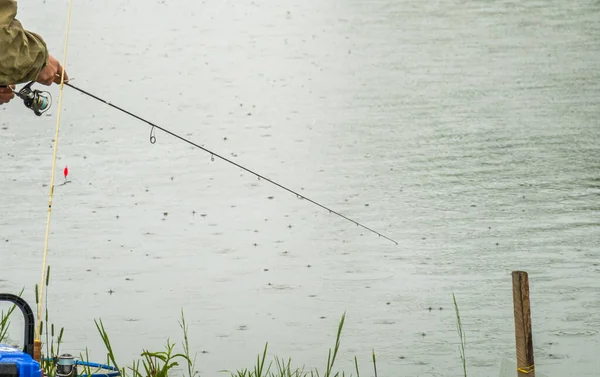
[[1, 0, 599, 376]]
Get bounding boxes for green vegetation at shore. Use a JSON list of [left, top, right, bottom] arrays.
[[1, 266, 468, 377]]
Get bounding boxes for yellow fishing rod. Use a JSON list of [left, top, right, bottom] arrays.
[[32, 0, 76, 363]]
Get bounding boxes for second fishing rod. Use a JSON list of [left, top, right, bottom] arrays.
[[14, 80, 398, 245]]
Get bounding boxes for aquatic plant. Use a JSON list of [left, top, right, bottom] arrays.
[[453, 293, 467, 377], [1, 272, 472, 377], [35, 266, 66, 377], [219, 312, 381, 377], [0, 268, 67, 377], [95, 311, 198, 377], [0, 288, 22, 343], [179, 309, 200, 377]]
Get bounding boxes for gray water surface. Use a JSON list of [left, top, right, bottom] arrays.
[[1, 0, 599, 376]]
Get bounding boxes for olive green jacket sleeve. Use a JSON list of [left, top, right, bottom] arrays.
[[0, 0, 48, 85]]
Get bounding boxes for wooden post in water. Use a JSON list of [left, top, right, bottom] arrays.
[[512, 271, 536, 377]]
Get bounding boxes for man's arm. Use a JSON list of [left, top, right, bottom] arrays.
[[0, 0, 49, 86]]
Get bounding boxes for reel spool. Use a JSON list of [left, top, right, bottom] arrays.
[[14, 81, 52, 116], [2, 81, 53, 116]]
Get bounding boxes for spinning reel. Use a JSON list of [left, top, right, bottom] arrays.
[[5, 81, 52, 116]]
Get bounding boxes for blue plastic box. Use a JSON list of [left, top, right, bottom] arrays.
[[0, 344, 42, 377]]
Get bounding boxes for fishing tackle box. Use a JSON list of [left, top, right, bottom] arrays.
[[0, 294, 42, 377]]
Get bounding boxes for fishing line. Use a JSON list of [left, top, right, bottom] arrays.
[[64, 82, 398, 245]]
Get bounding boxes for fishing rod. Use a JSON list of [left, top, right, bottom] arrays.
[[13, 81, 398, 245]]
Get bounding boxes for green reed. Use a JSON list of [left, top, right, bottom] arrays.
[[453, 293, 467, 377], [0, 266, 67, 377], [34, 265, 66, 377], [95, 310, 198, 377], [1, 276, 473, 377], [220, 312, 378, 377], [0, 288, 23, 344]]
